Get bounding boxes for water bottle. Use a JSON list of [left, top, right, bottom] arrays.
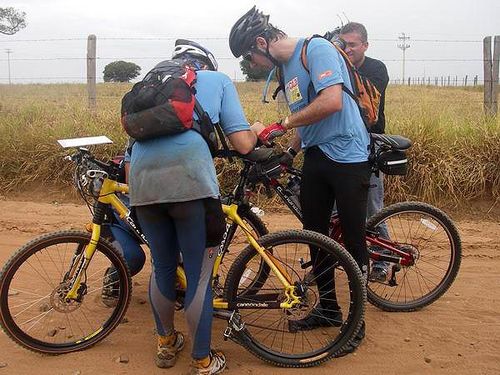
[[285, 176, 301, 210]]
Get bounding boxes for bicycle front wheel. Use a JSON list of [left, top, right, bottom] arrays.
[[224, 230, 365, 367], [366, 202, 462, 311], [0, 230, 132, 354]]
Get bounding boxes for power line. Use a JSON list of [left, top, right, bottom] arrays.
[[0, 57, 485, 62], [0, 37, 484, 43]]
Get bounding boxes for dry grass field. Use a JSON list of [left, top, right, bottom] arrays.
[[0, 82, 499, 374], [0, 82, 499, 209]]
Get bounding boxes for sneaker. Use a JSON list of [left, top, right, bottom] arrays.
[[190, 349, 226, 375], [101, 267, 119, 307], [369, 248, 392, 283], [369, 262, 389, 283], [156, 331, 185, 368], [335, 320, 365, 357], [288, 306, 343, 333]]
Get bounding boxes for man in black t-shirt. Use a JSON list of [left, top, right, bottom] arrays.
[[340, 22, 389, 133], [339, 22, 390, 283]]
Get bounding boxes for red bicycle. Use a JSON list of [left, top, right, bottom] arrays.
[[220, 135, 462, 312]]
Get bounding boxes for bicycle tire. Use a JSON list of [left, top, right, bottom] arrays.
[[215, 207, 268, 296], [0, 230, 132, 354], [366, 202, 461, 312], [224, 230, 365, 367]]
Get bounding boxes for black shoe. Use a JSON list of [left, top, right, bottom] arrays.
[[288, 306, 343, 333], [101, 267, 120, 307], [335, 321, 365, 357]]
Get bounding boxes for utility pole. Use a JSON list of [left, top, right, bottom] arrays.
[[5, 49, 13, 85], [397, 33, 411, 82]]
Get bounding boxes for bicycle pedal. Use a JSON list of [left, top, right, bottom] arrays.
[[223, 327, 232, 341]]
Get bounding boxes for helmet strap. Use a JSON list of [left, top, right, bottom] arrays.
[[254, 35, 281, 67], [265, 45, 280, 67]]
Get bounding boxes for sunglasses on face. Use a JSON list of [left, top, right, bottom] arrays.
[[243, 51, 253, 62], [243, 45, 257, 62]]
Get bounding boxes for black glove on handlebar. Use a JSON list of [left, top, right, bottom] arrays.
[[278, 151, 294, 169]]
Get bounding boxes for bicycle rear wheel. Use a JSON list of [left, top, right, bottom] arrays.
[[224, 230, 365, 367], [0, 230, 131, 354], [366, 202, 461, 311]]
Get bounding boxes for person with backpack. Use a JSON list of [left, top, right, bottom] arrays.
[[229, 7, 370, 354], [124, 39, 261, 374], [100, 40, 224, 307], [337, 22, 391, 282]]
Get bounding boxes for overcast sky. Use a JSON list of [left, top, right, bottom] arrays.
[[0, 0, 499, 83]]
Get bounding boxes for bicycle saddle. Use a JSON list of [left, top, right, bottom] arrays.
[[371, 134, 412, 150]]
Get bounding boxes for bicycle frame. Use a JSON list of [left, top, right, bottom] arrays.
[[65, 174, 299, 311], [245, 163, 417, 268]]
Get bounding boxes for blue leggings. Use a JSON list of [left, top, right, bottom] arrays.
[[102, 194, 146, 277], [135, 200, 217, 359], [106, 223, 146, 276]]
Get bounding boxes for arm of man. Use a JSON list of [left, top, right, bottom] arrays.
[[285, 84, 342, 130], [284, 38, 344, 130], [218, 74, 258, 154], [227, 129, 258, 154]]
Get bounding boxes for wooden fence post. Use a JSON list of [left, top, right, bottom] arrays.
[[87, 34, 97, 113], [483, 36, 499, 115], [492, 35, 499, 114], [465, 75, 468, 86]]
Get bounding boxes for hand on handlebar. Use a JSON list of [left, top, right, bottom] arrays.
[[257, 121, 287, 146]]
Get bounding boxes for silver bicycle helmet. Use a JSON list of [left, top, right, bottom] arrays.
[[229, 6, 270, 58], [172, 39, 218, 71]]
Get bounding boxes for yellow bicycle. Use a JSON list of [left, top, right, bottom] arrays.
[[0, 136, 365, 367]]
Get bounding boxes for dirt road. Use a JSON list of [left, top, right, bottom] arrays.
[[0, 199, 498, 375]]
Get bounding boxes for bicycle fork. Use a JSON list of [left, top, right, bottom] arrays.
[[64, 224, 101, 301], [65, 201, 111, 301]]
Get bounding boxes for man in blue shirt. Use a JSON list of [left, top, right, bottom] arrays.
[[230, 7, 370, 354]]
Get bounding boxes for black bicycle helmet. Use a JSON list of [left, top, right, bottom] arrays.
[[172, 39, 218, 71], [229, 6, 270, 57]]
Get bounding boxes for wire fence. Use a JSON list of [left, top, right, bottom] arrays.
[[0, 35, 493, 85]]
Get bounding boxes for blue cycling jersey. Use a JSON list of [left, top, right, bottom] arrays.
[[282, 38, 369, 163]]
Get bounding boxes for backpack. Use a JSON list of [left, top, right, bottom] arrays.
[[275, 35, 381, 129], [121, 60, 228, 156]]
